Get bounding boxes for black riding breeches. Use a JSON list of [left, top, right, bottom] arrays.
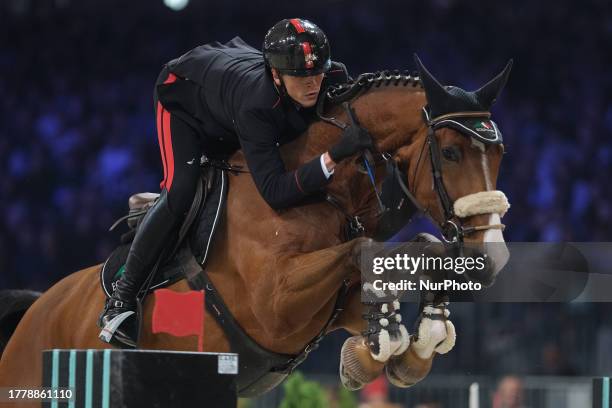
[[154, 71, 203, 217], [115, 71, 203, 298]]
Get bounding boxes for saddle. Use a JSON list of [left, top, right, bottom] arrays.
[[101, 164, 223, 298], [100, 162, 349, 397]]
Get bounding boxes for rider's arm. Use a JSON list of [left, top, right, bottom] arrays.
[[236, 108, 332, 210]]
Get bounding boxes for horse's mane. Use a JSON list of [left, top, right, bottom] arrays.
[[304, 70, 424, 157], [324, 70, 422, 106]]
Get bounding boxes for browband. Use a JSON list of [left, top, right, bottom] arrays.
[[423, 107, 491, 124]]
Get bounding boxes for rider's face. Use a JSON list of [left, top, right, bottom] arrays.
[[272, 69, 325, 108]]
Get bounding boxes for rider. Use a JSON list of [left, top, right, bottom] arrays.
[[98, 18, 373, 347]]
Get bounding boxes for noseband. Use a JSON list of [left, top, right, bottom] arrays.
[[319, 102, 508, 243]]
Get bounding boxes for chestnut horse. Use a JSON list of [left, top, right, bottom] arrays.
[[0, 57, 511, 404]]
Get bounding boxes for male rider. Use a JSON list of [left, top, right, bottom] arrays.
[[98, 18, 373, 347]]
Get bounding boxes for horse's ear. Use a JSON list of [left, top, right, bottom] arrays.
[[413, 54, 449, 109], [475, 59, 513, 109]]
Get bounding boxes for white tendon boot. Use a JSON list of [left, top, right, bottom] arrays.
[[366, 301, 411, 363], [390, 300, 411, 357], [411, 304, 456, 359]]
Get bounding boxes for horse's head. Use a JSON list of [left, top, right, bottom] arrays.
[[407, 55, 512, 243], [320, 56, 513, 282]]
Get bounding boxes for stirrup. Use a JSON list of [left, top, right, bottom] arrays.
[[99, 311, 137, 348]]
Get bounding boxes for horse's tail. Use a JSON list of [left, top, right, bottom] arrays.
[[0, 290, 41, 358]]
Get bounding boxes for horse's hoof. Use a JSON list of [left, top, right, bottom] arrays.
[[339, 335, 384, 389], [339, 359, 364, 391], [384, 347, 434, 388], [384, 360, 414, 388]]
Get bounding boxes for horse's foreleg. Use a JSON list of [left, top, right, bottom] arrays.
[[321, 245, 414, 390], [337, 297, 411, 390], [380, 234, 457, 388]]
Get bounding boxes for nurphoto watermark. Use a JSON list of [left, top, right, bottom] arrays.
[[360, 241, 612, 303]]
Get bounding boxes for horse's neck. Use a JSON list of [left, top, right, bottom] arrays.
[[264, 88, 426, 239], [298, 88, 426, 213]]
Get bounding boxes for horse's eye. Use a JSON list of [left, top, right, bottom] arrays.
[[442, 146, 461, 162]]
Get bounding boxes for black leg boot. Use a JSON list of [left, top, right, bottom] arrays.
[[98, 190, 178, 348]]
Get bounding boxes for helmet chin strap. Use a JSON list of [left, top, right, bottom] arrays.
[[276, 75, 303, 108], [274, 74, 289, 97]]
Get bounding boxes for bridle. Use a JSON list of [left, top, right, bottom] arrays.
[[318, 101, 506, 244], [414, 107, 506, 242]]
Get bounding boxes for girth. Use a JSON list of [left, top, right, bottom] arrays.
[[187, 269, 352, 397]]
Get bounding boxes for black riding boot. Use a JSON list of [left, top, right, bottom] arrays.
[[98, 190, 178, 348]]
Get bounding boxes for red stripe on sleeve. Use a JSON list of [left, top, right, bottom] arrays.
[[290, 18, 305, 33]]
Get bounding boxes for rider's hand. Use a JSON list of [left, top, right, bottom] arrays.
[[328, 106, 373, 163]]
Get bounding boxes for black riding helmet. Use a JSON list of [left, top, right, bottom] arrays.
[[263, 18, 332, 76]]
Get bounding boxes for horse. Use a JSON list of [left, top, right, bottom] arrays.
[[0, 56, 512, 404]]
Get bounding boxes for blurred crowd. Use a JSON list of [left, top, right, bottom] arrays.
[[1, 0, 611, 377]]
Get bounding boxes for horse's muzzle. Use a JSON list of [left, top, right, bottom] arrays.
[[462, 243, 509, 287]]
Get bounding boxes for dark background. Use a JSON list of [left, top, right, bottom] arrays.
[[1, 0, 611, 378]]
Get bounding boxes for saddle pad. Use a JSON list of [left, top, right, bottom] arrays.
[[189, 167, 228, 266], [100, 244, 180, 298]]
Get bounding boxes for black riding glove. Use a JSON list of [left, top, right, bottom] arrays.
[[328, 105, 374, 163]]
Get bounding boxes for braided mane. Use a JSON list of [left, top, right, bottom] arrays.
[[325, 70, 422, 105]]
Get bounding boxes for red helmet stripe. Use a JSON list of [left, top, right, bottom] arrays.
[[301, 42, 314, 68], [290, 18, 305, 33]]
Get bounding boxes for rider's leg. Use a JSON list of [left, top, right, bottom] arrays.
[[99, 99, 202, 347]]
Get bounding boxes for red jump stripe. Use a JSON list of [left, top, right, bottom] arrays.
[[290, 18, 305, 33]]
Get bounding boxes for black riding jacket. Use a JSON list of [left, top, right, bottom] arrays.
[[156, 37, 350, 209]]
